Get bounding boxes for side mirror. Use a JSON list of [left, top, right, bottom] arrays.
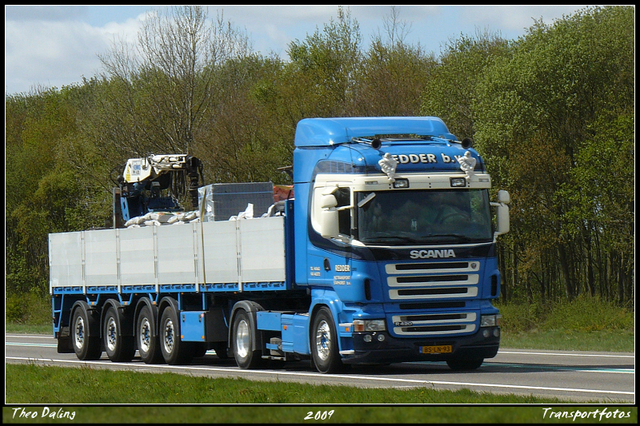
[[497, 190, 510, 204], [320, 194, 338, 209], [492, 190, 510, 237], [317, 194, 339, 238]]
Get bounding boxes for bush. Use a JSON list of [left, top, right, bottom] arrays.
[[496, 294, 633, 334], [541, 294, 633, 332], [495, 300, 548, 333], [6, 290, 51, 326]]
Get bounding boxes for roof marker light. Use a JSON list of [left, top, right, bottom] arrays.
[[450, 177, 466, 187], [393, 179, 409, 189]]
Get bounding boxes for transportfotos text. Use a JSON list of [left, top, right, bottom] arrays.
[[542, 407, 631, 421]]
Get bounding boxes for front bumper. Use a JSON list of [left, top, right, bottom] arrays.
[[342, 327, 500, 365]]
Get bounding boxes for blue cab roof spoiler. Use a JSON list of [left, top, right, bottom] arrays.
[[294, 117, 458, 147]]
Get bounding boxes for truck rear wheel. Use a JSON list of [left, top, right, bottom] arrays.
[[159, 305, 193, 365], [71, 307, 102, 360], [103, 306, 135, 362], [136, 305, 162, 364], [232, 309, 264, 369], [311, 307, 342, 373]]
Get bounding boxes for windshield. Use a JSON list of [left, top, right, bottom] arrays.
[[356, 189, 492, 245]]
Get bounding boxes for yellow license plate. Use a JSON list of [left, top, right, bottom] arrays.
[[420, 345, 452, 354]]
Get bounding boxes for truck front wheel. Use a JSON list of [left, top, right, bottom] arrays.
[[232, 309, 264, 369], [71, 307, 102, 360], [311, 307, 342, 373]]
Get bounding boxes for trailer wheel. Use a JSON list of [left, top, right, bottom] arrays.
[[232, 309, 264, 369], [136, 306, 162, 364], [159, 305, 193, 365], [103, 306, 135, 362], [311, 307, 342, 373], [71, 307, 101, 360], [446, 357, 484, 371]]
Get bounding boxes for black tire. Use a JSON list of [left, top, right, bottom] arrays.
[[136, 305, 163, 364], [212, 342, 229, 360], [71, 307, 102, 360], [232, 309, 264, 369], [159, 305, 193, 365], [103, 306, 135, 362], [192, 343, 208, 358], [446, 357, 484, 371], [311, 307, 343, 373]]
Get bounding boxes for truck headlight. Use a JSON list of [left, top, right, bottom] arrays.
[[353, 319, 386, 332], [480, 314, 498, 327]]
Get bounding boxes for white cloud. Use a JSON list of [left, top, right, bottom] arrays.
[[213, 5, 339, 25], [5, 5, 88, 22], [4, 5, 589, 95], [458, 5, 586, 34], [5, 11, 148, 94]]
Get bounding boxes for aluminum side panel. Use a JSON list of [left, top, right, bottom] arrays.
[[119, 226, 155, 285], [202, 220, 238, 284], [156, 223, 199, 285], [238, 217, 286, 283], [84, 229, 117, 286], [49, 232, 83, 292]]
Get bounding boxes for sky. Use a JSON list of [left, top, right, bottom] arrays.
[[5, 5, 588, 96]]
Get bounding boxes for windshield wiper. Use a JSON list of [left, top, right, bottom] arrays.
[[419, 233, 478, 243], [362, 233, 487, 245], [361, 236, 419, 244], [357, 193, 376, 208]]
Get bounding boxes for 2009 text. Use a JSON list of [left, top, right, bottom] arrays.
[[304, 410, 335, 421]]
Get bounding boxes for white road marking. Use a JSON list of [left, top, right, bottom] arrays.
[[498, 350, 634, 359], [6, 356, 634, 397]]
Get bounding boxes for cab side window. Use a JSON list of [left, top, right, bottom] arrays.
[[335, 187, 351, 236]]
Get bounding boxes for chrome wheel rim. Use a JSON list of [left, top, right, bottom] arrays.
[[106, 316, 118, 352], [235, 319, 250, 359], [74, 315, 85, 350], [139, 317, 152, 353], [315, 320, 331, 361], [163, 318, 175, 355]]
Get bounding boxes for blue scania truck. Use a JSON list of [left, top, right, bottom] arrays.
[[50, 116, 510, 373]]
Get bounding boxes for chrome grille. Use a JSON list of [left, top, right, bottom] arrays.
[[386, 261, 480, 301], [386, 260, 480, 336], [391, 312, 477, 336]]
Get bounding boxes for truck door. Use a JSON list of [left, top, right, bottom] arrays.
[[307, 185, 353, 289]]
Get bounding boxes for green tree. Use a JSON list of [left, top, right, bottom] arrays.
[[474, 6, 634, 303], [421, 29, 511, 139], [196, 54, 292, 183], [281, 6, 363, 119], [98, 6, 251, 156], [6, 88, 81, 294], [358, 7, 437, 116]]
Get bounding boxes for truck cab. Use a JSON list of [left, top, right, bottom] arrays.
[[291, 117, 509, 371]]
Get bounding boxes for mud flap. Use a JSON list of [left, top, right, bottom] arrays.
[[56, 327, 74, 353]]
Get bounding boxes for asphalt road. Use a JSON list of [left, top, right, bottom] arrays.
[[6, 333, 635, 403]]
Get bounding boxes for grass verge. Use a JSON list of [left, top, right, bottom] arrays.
[[5, 363, 562, 404], [5, 364, 637, 424], [500, 329, 634, 352]]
